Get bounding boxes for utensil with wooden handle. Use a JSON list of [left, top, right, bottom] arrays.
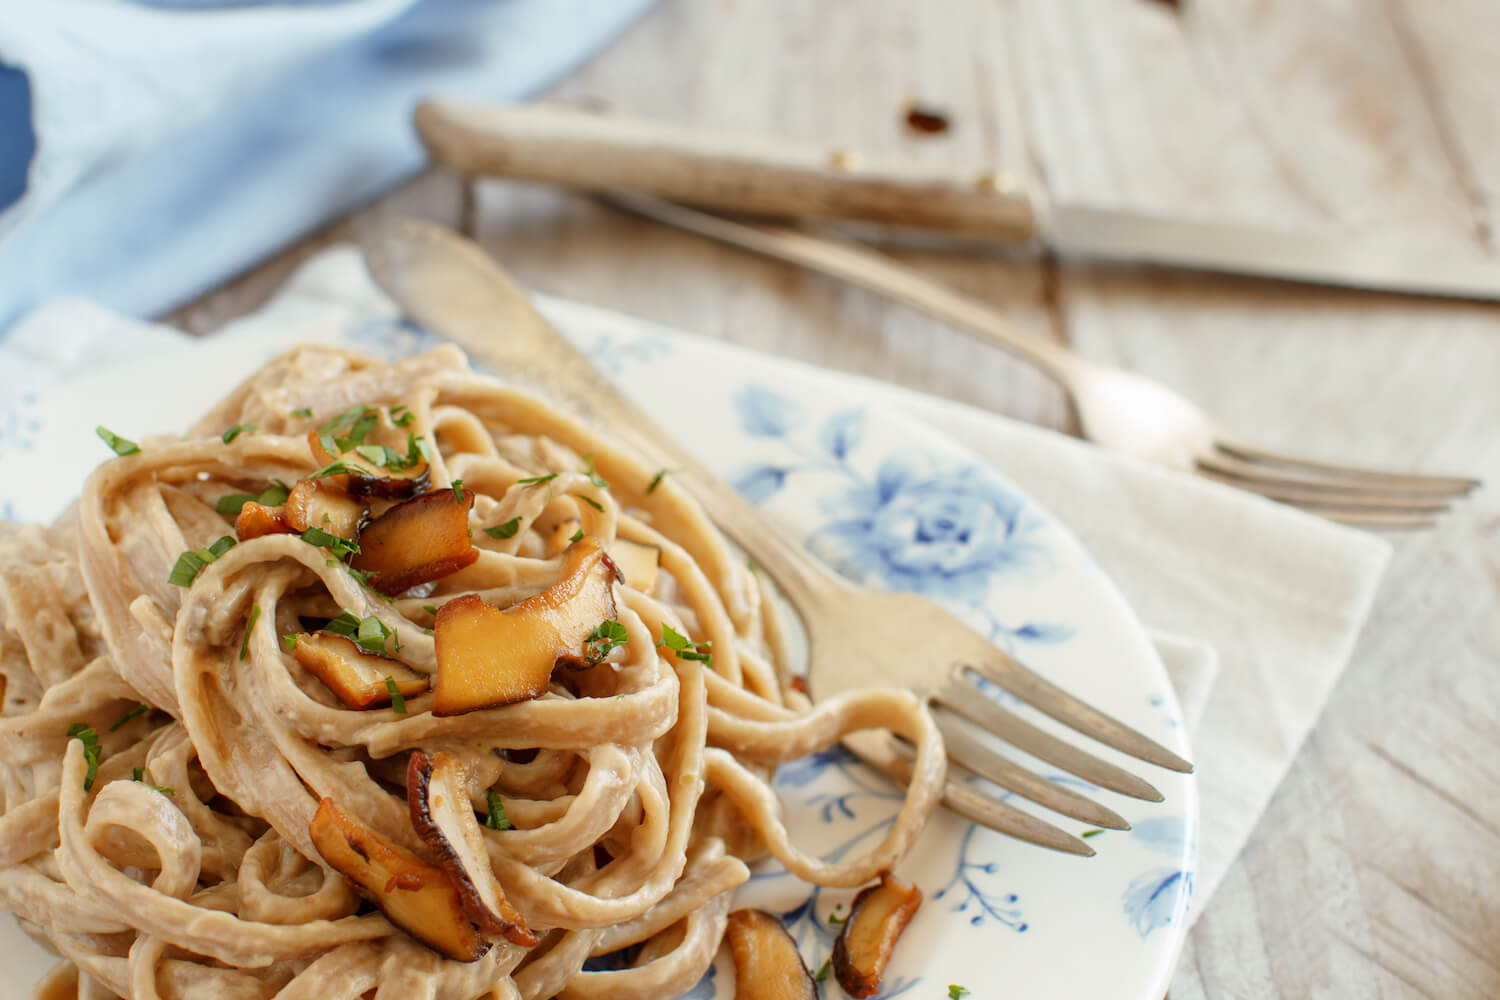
[[415, 97, 1500, 301], [361, 217, 1194, 858]]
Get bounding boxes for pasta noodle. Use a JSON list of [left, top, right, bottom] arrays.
[[0, 346, 944, 999]]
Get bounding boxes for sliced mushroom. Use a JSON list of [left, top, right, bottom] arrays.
[[291, 631, 429, 710], [609, 538, 660, 593], [431, 536, 620, 716], [725, 908, 818, 1000], [407, 750, 535, 947], [235, 501, 294, 540], [831, 873, 923, 998], [308, 430, 430, 500], [284, 479, 368, 537], [351, 488, 480, 596], [308, 797, 488, 962]]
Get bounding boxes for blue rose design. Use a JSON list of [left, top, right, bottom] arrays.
[[735, 385, 802, 437], [810, 454, 1045, 601]]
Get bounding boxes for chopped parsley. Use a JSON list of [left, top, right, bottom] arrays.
[[579, 495, 604, 513], [345, 565, 391, 601], [390, 405, 415, 428], [569, 528, 585, 543], [310, 459, 374, 480], [66, 723, 101, 791], [216, 480, 290, 516], [167, 536, 236, 587], [582, 454, 609, 490], [95, 425, 140, 456], [385, 677, 407, 714], [240, 604, 261, 660], [646, 469, 670, 493], [814, 959, 831, 982], [300, 526, 360, 560], [281, 634, 298, 653], [948, 987, 971, 999], [827, 911, 847, 926], [486, 790, 511, 831], [656, 624, 712, 666], [583, 620, 629, 664], [132, 768, 175, 796], [516, 473, 557, 488], [323, 610, 398, 656], [422, 605, 439, 617], [1080, 829, 1104, 839], [221, 424, 256, 444], [292, 407, 312, 418], [484, 517, 522, 540], [108, 704, 151, 732], [451, 479, 465, 503]]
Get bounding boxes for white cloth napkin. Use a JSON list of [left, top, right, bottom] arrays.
[[0, 247, 1389, 928]]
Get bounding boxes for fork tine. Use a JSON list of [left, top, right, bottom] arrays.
[[1214, 438, 1480, 495], [937, 677, 1164, 801], [961, 661, 1193, 773], [1195, 462, 1453, 512], [846, 732, 1094, 855], [936, 715, 1131, 829], [1198, 451, 1464, 503]]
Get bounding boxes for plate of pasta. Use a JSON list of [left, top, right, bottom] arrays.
[[0, 249, 1195, 999]]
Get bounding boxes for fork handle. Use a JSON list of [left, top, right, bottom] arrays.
[[415, 98, 1040, 241], [603, 194, 1091, 390]]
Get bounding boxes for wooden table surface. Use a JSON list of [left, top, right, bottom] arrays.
[[169, 2, 1500, 996]]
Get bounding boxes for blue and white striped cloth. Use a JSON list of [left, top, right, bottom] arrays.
[[0, 0, 656, 335]]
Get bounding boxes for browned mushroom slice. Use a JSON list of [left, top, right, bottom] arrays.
[[407, 750, 536, 947], [351, 488, 479, 596], [284, 479, 368, 537], [291, 631, 428, 710], [725, 908, 818, 1000], [235, 501, 294, 540], [308, 430, 430, 500], [610, 538, 660, 593], [309, 797, 488, 963], [431, 536, 620, 716], [831, 873, 923, 998]]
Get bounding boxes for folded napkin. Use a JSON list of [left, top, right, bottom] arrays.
[[0, 248, 1389, 932], [0, 0, 657, 332]]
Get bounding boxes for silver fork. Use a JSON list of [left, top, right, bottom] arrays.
[[604, 194, 1481, 529], [362, 218, 1194, 857]]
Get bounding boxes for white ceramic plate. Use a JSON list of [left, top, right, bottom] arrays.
[[0, 259, 1195, 998]]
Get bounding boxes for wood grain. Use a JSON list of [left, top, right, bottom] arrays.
[[167, 1, 1500, 996]]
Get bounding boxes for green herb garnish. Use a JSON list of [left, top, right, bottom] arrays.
[[385, 677, 407, 714], [828, 911, 847, 926], [221, 423, 256, 444], [66, 723, 101, 791], [486, 790, 511, 831], [292, 407, 312, 418], [516, 473, 557, 488], [655, 624, 712, 666], [323, 610, 396, 656], [109, 704, 150, 732], [579, 495, 604, 512], [422, 605, 439, 617], [584, 620, 629, 664], [948, 987, 971, 999], [310, 459, 374, 480], [167, 536, 236, 587], [95, 425, 139, 456], [281, 634, 298, 653], [216, 480, 292, 516], [300, 526, 360, 560], [390, 405, 414, 428], [647, 469, 669, 493], [582, 454, 609, 490], [484, 517, 522, 540], [132, 767, 175, 796], [240, 604, 260, 660], [1080, 829, 1104, 839], [569, 528, 585, 543], [814, 959, 832, 982]]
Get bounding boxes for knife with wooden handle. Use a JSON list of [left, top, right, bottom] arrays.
[[414, 97, 1500, 301]]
